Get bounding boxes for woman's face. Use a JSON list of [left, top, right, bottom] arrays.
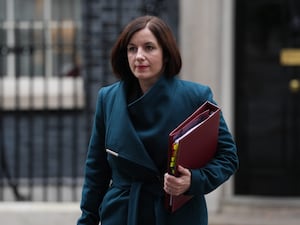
[[127, 27, 164, 93]]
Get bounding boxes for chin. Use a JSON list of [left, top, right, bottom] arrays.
[[134, 74, 149, 79]]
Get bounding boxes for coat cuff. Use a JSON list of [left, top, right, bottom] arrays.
[[185, 169, 205, 196]]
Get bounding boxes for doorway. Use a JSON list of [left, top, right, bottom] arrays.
[[234, 0, 300, 196]]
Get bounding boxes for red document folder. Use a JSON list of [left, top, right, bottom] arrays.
[[165, 101, 221, 212]]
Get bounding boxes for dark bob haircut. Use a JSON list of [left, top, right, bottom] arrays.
[[110, 15, 182, 79]]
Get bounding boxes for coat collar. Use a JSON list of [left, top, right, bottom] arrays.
[[127, 76, 176, 130], [105, 76, 177, 174]]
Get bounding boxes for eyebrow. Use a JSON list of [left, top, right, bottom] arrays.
[[127, 41, 155, 46]]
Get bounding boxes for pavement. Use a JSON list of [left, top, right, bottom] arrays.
[[208, 199, 300, 225], [0, 200, 300, 225], [0, 202, 81, 225]]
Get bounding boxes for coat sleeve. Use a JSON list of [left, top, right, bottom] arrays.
[[187, 87, 239, 195], [77, 89, 112, 225]]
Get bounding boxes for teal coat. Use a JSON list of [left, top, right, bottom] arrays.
[[77, 76, 238, 225]]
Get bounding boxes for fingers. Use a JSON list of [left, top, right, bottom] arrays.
[[164, 174, 181, 196], [163, 166, 191, 196]]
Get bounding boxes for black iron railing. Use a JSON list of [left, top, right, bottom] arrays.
[[0, 0, 175, 202], [0, 20, 86, 202]]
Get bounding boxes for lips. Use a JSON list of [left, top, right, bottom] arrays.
[[136, 65, 149, 70]]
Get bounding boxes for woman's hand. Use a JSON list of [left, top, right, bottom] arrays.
[[164, 165, 191, 196]]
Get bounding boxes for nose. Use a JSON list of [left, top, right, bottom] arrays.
[[136, 48, 145, 60]]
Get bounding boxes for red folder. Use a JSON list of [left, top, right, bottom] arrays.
[[165, 101, 220, 212]]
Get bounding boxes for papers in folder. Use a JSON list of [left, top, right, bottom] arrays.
[[165, 101, 220, 213]]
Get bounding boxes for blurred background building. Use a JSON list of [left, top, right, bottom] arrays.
[[0, 0, 300, 225]]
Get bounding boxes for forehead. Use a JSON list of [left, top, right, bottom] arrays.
[[129, 27, 159, 44]]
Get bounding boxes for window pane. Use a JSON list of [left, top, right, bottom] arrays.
[[52, 0, 81, 21], [33, 29, 45, 76], [0, 27, 7, 76], [14, 26, 44, 76], [14, 0, 44, 21], [0, 0, 6, 20], [0, 26, 6, 46], [15, 28, 30, 76], [51, 24, 78, 76]]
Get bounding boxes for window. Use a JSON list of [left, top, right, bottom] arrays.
[[0, 0, 84, 110]]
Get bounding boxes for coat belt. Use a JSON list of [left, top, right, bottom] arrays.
[[112, 178, 165, 225]]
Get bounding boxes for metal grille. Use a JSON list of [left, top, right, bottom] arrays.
[[0, 0, 177, 202]]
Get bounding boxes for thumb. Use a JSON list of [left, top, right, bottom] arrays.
[[177, 165, 190, 176]]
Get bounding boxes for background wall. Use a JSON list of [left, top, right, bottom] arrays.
[[180, 0, 235, 212]]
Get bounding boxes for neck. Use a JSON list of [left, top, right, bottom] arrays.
[[138, 76, 162, 94]]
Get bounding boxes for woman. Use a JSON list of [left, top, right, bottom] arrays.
[[77, 15, 238, 225]]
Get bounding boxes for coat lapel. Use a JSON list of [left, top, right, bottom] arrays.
[[105, 81, 159, 173]]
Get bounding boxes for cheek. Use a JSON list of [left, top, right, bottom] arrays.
[[155, 57, 164, 70], [127, 56, 134, 67], [155, 53, 164, 69]]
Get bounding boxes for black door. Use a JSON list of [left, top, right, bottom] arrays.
[[234, 0, 300, 196]]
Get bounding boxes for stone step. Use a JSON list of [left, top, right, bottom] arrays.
[[208, 198, 300, 225]]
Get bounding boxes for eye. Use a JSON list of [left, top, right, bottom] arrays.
[[145, 45, 154, 51], [127, 46, 137, 53]]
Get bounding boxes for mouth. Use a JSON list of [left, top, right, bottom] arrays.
[[136, 65, 149, 70]]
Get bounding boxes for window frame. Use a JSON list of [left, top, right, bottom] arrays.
[[0, 0, 84, 111]]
